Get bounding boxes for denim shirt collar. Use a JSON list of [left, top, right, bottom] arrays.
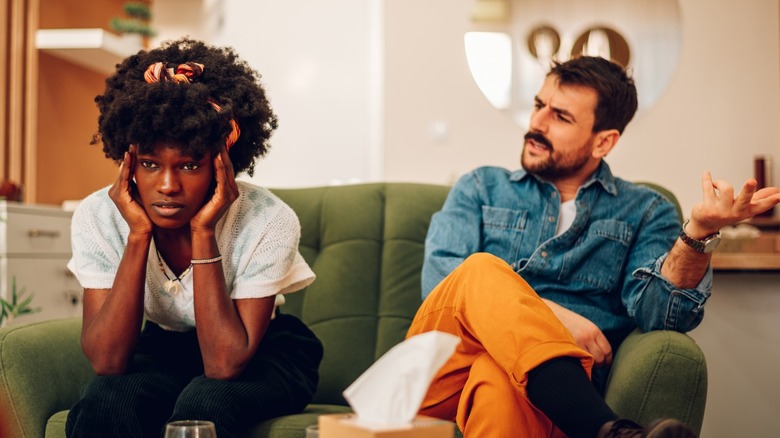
[[509, 161, 619, 197]]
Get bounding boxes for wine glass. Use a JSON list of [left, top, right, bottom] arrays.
[[164, 420, 217, 438], [305, 424, 319, 438]]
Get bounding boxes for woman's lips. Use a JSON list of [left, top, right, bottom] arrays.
[[151, 202, 185, 217]]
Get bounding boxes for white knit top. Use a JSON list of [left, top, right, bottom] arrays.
[[67, 181, 315, 332]]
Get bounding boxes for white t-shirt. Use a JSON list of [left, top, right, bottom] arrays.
[[67, 181, 315, 331], [556, 199, 577, 236]]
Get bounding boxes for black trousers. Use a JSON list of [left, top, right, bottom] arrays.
[[66, 313, 323, 438]]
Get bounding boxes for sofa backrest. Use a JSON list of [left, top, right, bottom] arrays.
[[270, 183, 450, 405], [270, 181, 680, 406]]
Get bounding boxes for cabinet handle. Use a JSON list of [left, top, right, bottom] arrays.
[[28, 229, 60, 238], [64, 290, 82, 306]]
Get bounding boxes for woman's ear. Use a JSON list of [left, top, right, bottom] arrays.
[[592, 129, 620, 158]]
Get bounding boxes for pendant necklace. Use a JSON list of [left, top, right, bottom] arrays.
[[155, 247, 192, 295]]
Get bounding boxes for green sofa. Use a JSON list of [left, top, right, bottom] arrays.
[[0, 182, 707, 438]]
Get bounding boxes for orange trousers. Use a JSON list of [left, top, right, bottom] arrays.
[[406, 253, 594, 437]]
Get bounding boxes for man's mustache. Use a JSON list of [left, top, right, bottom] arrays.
[[524, 132, 553, 150]]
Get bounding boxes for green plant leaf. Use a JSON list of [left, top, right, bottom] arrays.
[[123, 2, 152, 20], [1, 276, 41, 325], [16, 293, 34, 309], [16, 306, 41, 316]]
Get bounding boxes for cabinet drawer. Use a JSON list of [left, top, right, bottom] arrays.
[[2, 210, 72, 255], [1, 256, 82, 325]]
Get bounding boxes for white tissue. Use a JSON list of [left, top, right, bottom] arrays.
[[342, 331, 460, 427]]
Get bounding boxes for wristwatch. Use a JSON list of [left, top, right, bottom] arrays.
[[678, 220, 721, 253]]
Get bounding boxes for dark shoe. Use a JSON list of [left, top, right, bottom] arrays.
[[597, 418, 697, 438]]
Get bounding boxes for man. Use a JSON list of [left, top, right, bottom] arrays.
[[406, 56, 780, 437]]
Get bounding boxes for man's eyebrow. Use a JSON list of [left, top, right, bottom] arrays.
[[535, 95, 577, 122]]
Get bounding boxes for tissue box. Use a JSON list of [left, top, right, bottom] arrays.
[[319, 413, 454, 438]]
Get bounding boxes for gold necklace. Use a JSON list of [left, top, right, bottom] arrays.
[[155, 247, 192, 295]]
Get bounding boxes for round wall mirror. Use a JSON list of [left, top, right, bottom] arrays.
[[465, 0, 682, 128]]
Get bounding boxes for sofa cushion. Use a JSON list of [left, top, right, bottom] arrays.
[[271, 183, 449, 405], [0, 318, 91, 438], [44, 411, 67, 438]]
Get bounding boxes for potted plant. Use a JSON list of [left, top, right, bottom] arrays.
[[0, 277, 40, 326], [110, 1, 156, 43]]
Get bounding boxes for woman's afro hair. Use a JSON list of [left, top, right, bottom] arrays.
[[93, 37, 278, 176]]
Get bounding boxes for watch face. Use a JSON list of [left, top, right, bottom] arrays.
[[703, 236, 722, 253]]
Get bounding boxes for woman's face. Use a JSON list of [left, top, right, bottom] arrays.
[[133, 144, 214, 230]]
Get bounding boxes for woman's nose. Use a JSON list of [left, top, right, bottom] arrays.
[[158, 169, 181, 195]]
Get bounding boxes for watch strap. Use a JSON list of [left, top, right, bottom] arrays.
[[679, 220, 720, 253]]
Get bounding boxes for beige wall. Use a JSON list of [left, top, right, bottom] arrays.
[[152, 0, 384, 189], [384, 0, 780, 219], [384, 0, 521, 187], [690, 273, 779, 437]]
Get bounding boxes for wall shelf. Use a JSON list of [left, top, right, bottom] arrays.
[[35, 28, 142, 75]]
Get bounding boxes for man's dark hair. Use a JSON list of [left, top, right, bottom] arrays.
[[93, 37, 277, 176], [549, 56, 638, 134]]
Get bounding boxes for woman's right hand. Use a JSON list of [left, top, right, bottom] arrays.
[[108, 145, 153, 235]]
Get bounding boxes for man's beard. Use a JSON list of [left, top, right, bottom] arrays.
[[521, 131, 593, 181]]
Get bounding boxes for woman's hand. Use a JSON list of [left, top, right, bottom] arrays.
[[108, 145, 152, 236], [190, 147, 239, 233]]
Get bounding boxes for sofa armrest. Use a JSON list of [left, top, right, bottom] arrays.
[[0, 318, 92, 438], [604, 329, 707, 435]]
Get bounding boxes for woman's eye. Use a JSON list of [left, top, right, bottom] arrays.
[[182, 163, 201, 171], [139, 160, 157, 169]]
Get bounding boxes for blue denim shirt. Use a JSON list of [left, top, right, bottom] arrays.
[[423, 162, 711, 344]]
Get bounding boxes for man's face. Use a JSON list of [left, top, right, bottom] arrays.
[[521, 75, 600, 182]]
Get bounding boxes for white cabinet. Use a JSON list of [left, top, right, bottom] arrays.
[[0, 201, 81, 326]]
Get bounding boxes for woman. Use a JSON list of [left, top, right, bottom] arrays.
[[66, 38, 322, 437]]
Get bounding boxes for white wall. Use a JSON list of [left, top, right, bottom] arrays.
[[383, 0, 780, 218], [384, 0, 521, 186], [154, 0, 383, 188], [156, 1, 780, 214], [153, 1, 780, 436], [689, 272, 780, 438], [619, 0, 780, 217]]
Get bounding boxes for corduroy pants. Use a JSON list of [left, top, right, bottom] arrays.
[[407, 253, 594, 437], [66, 313, 323, 438]]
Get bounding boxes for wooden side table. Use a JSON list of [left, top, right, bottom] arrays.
[[712, 217, 780, 271]]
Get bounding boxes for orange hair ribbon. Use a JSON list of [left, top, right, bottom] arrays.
[[143, 62, 240, 150]]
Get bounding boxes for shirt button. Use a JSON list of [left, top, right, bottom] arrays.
[[541, 251, 548, 257], [551, 192, 558, 198], [548, 216, 555, 222]]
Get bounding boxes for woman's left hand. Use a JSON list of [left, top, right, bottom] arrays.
[[190, 147, 239, 232]]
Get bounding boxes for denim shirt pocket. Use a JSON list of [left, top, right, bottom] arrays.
[[562, 219, 632, 291], [482, 206, 527, 261]]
